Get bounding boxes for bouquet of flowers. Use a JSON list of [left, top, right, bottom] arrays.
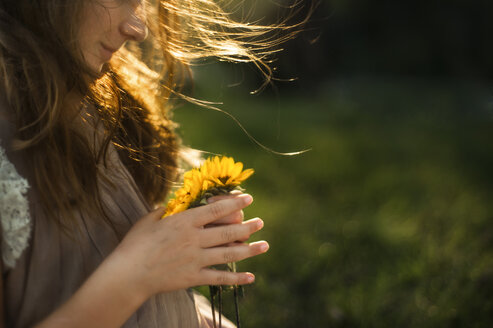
[[164, 156, 253, 217], [163, 156, 254, 328]]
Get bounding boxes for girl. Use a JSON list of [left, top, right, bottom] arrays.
[[0, 0, 275, 326]]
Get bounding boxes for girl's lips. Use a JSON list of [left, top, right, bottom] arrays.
[[100, 43, 118, 61]]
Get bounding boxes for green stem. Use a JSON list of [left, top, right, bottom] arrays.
[[209, 285, 217, 328], [218, 286, 223, 328], [234, 285, 241, 328]]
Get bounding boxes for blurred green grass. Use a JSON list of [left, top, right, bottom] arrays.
[[176, 74, 493, 327]]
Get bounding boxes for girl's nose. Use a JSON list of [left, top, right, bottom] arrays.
[[120, 8, 148, 42]]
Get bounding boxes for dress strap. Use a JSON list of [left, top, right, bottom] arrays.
[[0, 141, 31, 269]]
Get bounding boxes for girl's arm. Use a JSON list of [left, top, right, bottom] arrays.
[[34, 254, 148, 328], [34, 194, 267, 328]]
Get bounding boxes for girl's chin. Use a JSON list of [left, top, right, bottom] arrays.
[[89, 62, 109, 76], [83, 55, 107, 75], [89, 61, 104, 74], [81, 63, 108, 84]]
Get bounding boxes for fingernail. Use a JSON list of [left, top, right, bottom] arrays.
[[260, 241, 269, 252], [246, 273, 255, 283], [240, 194, 253, 205], [257, 219, 264, 229]]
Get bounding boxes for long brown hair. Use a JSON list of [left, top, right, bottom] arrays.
[[0, 0, 300, 228]]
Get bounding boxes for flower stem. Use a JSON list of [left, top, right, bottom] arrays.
[[234, 285, 241, 328], [218, 286, 223, 328], [209, 285, 217, 328]]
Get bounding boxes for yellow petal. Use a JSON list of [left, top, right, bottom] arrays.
[[237, 168, 254, 182], [225, 157, 234, 175], [231, 162, 243, 179]]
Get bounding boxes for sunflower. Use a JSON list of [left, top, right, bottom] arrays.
[[163, 156, 253, 217], [200, 156, 254, 188]]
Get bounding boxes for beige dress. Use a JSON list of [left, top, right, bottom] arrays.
[[0, 103, 229, 327]]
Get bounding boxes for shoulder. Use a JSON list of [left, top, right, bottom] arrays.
[[0, 94, 32, 270]]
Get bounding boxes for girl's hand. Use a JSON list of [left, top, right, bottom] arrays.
[[107, 194, 268, 301], [206, 193, 251, 243], [206, 192, 246, 225]]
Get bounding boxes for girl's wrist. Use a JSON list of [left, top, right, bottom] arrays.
[[103, 247, 153, 306], [34, 248, 151, 328]]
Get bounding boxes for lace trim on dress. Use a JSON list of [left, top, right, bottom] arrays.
[[0, 142, 31, 268]]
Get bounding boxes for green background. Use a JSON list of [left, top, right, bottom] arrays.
[[174, 1, 493, 326]]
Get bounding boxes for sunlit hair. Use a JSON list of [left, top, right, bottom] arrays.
[[0, 0, 302, 229]]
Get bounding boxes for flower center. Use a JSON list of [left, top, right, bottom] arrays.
[[219, 176, 231, 184]]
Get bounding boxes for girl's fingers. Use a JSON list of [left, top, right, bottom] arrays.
[[147, 207, 167, 221], [206, 190, 243, 204], [189, 194, 253, 227], [197, 269, 256, 286], [202, 241, 269, 266], [205, 210, 244, 226], [205, 194, 246, 225], [199, 218, 263, 248]]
